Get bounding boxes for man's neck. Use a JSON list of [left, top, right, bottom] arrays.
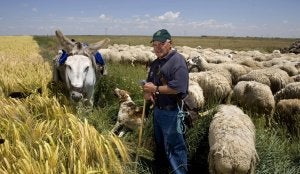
[[158, 49, 172, 59]]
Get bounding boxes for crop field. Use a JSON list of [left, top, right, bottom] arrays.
[[0, 35, 299, 174]]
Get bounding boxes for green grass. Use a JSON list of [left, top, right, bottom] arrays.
[[255, 122, 300, 174], [32, 35, 300, 174]]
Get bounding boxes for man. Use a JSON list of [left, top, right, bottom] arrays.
[[143, 29, 189, 174]]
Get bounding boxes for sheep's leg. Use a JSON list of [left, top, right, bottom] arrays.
[[225, 90, 233, 104]]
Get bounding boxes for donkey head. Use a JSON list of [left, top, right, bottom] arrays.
[[55, 30, 110, 104]]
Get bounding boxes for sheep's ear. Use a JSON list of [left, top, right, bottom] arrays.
[[88, 38, 110, 54], [55, 30, 75, 53]]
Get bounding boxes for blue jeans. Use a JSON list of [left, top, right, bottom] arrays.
[[153, 107, 188, 174]]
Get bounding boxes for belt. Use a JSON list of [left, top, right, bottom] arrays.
[[156, 105, 178, 111]]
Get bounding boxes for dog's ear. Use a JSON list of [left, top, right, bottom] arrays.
[[126, 102, 135, 108], [135, 106, 143, 113]]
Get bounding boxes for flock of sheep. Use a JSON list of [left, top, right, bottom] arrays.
[[99, 44, 300, 174]]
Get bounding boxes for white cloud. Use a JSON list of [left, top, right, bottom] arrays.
[[188, 19, 234, 30], [99, 14, 110, 20], [153, 11, 180, 22], [32, 8, 38, 12]]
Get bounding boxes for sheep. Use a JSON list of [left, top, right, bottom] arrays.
[[187, 56, 250, 85], [185, 80, 205, 110], [274, 99, 300, 138], [262, 68, 293, 93], [230, 81, 275, 127], [99, 44, 155, 65], [277, 64, 299, 76], [238, 67, 293, 94], [272, 49, 281, 54], [208, 104, 259, 174], [222, 63, 252, 85], [274, 82, 300, 102], [238, 70, 271, 87], [263, 58, 299, 76], [235, 58, 263, 70], [189, 71, 232, 105], [182, 80, 205, 127], [291, 74, 300, 82]]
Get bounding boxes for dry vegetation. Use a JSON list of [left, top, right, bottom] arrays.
[[0, 36, 132, 174]]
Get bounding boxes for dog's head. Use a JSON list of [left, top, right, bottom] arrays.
[[114, 88, 131, 102]]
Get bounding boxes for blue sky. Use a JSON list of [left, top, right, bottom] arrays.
[[0, 0, 299, 38]]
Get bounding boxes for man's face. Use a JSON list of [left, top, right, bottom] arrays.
[[152, 40, 171, 58]]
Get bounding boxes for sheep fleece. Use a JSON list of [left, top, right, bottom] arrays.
[[208, 105, 259, 174]]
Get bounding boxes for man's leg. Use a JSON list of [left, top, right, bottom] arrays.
[[155, 108, 188, 174]]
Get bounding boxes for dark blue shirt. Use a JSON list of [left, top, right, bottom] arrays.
[[147, 50, 189, 107]]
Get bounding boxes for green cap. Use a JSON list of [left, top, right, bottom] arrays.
[[151, 29, 171, 43]]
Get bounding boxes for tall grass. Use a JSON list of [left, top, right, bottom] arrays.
[[0, 36, 132, 174]]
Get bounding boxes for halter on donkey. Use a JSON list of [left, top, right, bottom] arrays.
[[53, 30, 110, 106]]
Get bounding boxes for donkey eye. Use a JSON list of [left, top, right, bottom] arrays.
[[84, 67, 89, 72]]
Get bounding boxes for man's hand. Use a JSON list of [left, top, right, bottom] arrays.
[[143, 82, 156, 93]]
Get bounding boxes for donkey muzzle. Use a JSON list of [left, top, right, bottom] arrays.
[[71, 91, 83, 102]]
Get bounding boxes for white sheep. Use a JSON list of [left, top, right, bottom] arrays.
[[274, 99, 300, 137], [99, 44, 155, 65], [230, 81, 275, 127], [184, 80, 205, 110], [275, 63, 299, 76], [208, 104, 259, 174], [189, 71, 232, 105], [238, 67, 293, 94], [274, 82, 300, 102], [181, 80, 205, 127], [187, 56, 250, 85], [291, 74, 300, 82], [236, 58, 263, 70]]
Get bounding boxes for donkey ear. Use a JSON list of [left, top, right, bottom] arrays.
[[55, 30, 75, 53], [88, 38, 110, 54]]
